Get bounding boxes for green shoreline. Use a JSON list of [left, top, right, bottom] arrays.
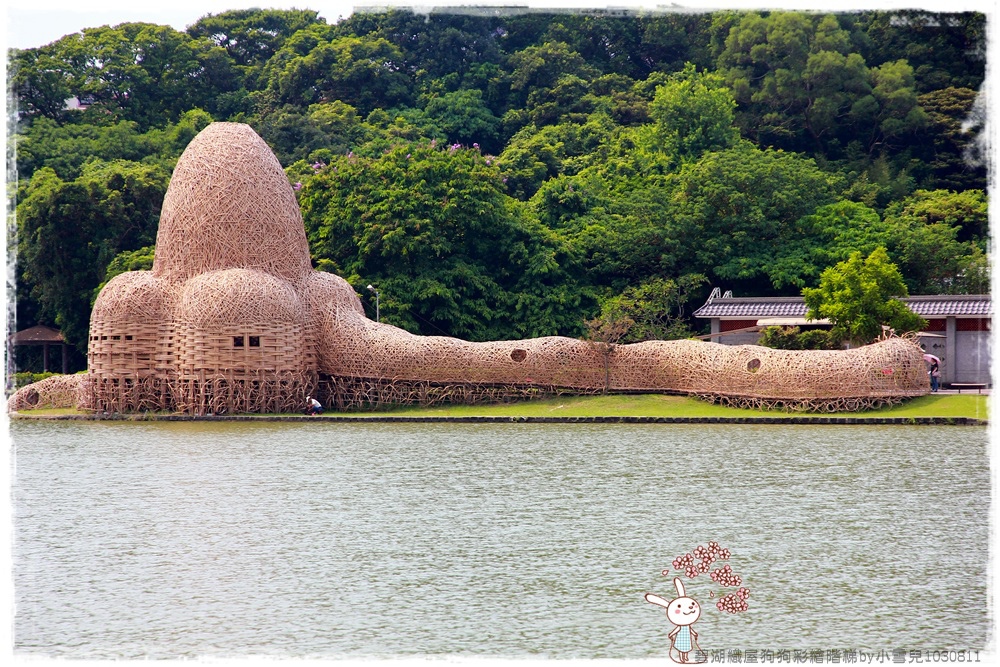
[[11, 393, 989, 424]]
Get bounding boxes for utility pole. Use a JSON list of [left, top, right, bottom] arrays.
[[367, 284, 380, 322]]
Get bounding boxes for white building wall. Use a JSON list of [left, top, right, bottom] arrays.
[[954, 332, 991, 384]]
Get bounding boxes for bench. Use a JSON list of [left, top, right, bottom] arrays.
[[950, 383, 988, 394]]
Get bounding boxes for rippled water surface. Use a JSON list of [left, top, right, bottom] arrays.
[[11, 420, 990, 659]]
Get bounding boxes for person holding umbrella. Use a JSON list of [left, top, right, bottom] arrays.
[[924, 354, 941, 392]]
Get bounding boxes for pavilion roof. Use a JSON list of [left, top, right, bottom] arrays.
[[8, 325, 66, 344]]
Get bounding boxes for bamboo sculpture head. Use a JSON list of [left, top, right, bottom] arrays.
[[152, 122, 313, 283]]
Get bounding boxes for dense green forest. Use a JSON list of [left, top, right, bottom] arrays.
[[9, 7, 989, 372]]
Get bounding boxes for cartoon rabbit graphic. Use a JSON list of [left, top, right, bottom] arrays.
[[646, 577, 706, 664]]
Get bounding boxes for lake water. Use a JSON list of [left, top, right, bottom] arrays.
[[10, 420, 991, 659]]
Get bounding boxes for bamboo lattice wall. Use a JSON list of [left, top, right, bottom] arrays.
[[9, 122, 931, 414]]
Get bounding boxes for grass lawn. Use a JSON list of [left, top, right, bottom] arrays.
[[864, 393, 989, 420], [12, 393, 988, 420], [360, 392, 990, 420]]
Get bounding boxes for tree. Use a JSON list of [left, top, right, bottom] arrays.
[[529, 170, 674, 293], [263, 34, 412, 115], [883, 188, 987, 242], [914, 86, 986, 191], [717, 11, 929, 159], [860, 10, 985, 93], [16, 161, 169, 355], [15, 108, 213, 181], [298, 142, 591, 340], [887, 220, 985, 296], [422, 89, 502, 151], [43, 23, 238, 128], [10, 48, 72, 122], [506, 41, 600, 109], [251, 102, 371, 165], [639, 13, 716, 73], [670, 144, 839, 290], [765, 200, 891, 290], [802, 247, 926, 347], [718, 12, 871, 151], [881, 189, 989, 295], [187, 8, 324, 69], [497, 116, 615, 200], [589, 274, 707, 344], [333, 8, 504, 85], [647, 63, 739, 165], [859, 59, 928, 154]]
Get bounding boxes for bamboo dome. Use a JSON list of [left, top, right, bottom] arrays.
[[91, 271, 170, 323], [178, 268, 305, 327], [152, 122, 312, 283], [88, 271, 172, 382], [175, 268, 310, 377]]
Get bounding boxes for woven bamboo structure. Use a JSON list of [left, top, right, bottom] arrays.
[[317, 313, 928, 410], [7, 373, 88, 411], [8, 122, 930, 414], [80, 123, 318, 415]]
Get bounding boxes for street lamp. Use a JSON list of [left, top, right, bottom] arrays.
[[367, 284, 380, 322]]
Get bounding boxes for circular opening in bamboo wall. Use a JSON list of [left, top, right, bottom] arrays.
[[24, 388, 40, 406], [510, 349, 527, 362], [747, 358, 761, 373]]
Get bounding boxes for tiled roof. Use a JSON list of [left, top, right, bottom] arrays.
[[905, 295, 992, 316], [693, 294, 992, 318], [693, 297, 806, 318]]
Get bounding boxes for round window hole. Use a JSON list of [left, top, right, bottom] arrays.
[[747, 358, 761, 373], [510, 349, 527, 362], [24, 388, 40, 406]]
